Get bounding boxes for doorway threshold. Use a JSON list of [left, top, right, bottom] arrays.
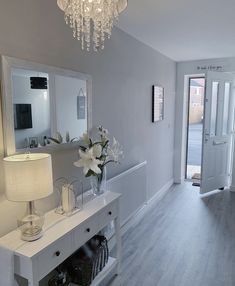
[[187, 165, 201, 179], [192, 173, 201, 187], [186, 165, 201, 187]]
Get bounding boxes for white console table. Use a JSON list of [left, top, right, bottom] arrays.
[[0, 191, 121, 286]]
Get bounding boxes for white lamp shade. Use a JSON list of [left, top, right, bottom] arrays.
[[3, 153, 53, 202]]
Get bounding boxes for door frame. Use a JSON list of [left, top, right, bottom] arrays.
[[185, 76, 205, 180], [178, 73, 205, 182]]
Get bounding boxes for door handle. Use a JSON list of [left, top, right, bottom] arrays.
[[213, 141, 227, 145]]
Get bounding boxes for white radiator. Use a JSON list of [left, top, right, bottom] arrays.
[[107, 161, 147, 227]]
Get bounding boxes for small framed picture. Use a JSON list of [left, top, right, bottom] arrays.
[[152, 85, 164, 123], [29, 137, 38, 148], [77, 88, 86, 120]]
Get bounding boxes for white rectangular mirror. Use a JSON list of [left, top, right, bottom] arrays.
[[1, 56, 92, 155]]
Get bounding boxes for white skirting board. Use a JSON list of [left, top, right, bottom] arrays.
[[119, 178, 174, 236], [107, 161, 148, 227], [147, 178, 174, 206], [107, 164, 174, 250], [229, 185, 235, 192]]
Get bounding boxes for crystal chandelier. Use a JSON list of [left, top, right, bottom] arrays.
[[57, 0, 128, 51]]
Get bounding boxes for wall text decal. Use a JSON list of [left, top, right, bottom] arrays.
[[197, 65, 223, 71]]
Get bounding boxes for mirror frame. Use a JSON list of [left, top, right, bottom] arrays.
[[1, 56, 92, 155]]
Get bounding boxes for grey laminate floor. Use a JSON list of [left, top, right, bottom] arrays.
[[121, 183, 235, 286]]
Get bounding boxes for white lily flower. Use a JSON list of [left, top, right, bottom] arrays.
[[93, 144, 102, 158], [75, 126, 123, 177], [80, 132, 90, 145], [108, 137, 123, 162], [74, 148, 102, 175], [98, 126, 109, 139]]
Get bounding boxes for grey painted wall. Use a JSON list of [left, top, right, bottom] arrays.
[[0, 0, 176, 237]]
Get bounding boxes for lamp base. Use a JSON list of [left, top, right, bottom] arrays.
[[21, 226, 43, 241], [21, 230, 43, 242], [18, 201, 44, 242]]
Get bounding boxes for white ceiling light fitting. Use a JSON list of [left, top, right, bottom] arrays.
[[57, 0, 128, 51]]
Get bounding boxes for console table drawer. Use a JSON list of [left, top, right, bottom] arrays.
[[37, 234, 72, 280], [73, 217, 100, 249], [99, 202, 118, 230], [73, 202, 118, 249]]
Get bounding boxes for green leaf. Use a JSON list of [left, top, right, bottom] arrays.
[[89, 138, 93, 148], [102, 140, 109, 150], [85, 170, 96, 177], [48, 137, 61, 144], [70, 137, 79, 143], [79, 145, 87, 152], [57, 132, 63, 143]]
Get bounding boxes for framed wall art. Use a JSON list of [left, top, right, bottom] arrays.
[[77, 88, 86, 120], [152, 85, 164, 123]]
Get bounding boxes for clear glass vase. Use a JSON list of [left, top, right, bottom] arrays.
[[90, 167, 107, 196]]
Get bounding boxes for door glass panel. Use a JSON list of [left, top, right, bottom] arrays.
[[222, 82, 230, 135], [210, 81, 219, 136]]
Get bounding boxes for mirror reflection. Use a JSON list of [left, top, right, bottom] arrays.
[[11, 68, 88, 150]]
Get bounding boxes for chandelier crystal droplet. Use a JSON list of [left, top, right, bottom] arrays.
[[57, 0, 128, 51]]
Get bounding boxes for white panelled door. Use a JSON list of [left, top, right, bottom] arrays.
[[200, 72, 235, 194]]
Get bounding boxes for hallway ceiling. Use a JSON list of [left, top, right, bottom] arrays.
[[118, 0, 235, 62]]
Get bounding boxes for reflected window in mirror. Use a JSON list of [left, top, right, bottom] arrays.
[[12, 70, 88, 150], [1, 56, 92, 154], [53, 74, 87, 141], [12, 69, 50, 149]]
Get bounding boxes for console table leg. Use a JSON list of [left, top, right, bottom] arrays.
[[28, 279, 39, 286], [114, 212, 121, 275]]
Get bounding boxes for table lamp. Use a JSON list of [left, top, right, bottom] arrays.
[[3, 153, 53, 241]]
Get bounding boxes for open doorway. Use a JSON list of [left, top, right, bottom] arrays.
[[185, 77, 205, 182]]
